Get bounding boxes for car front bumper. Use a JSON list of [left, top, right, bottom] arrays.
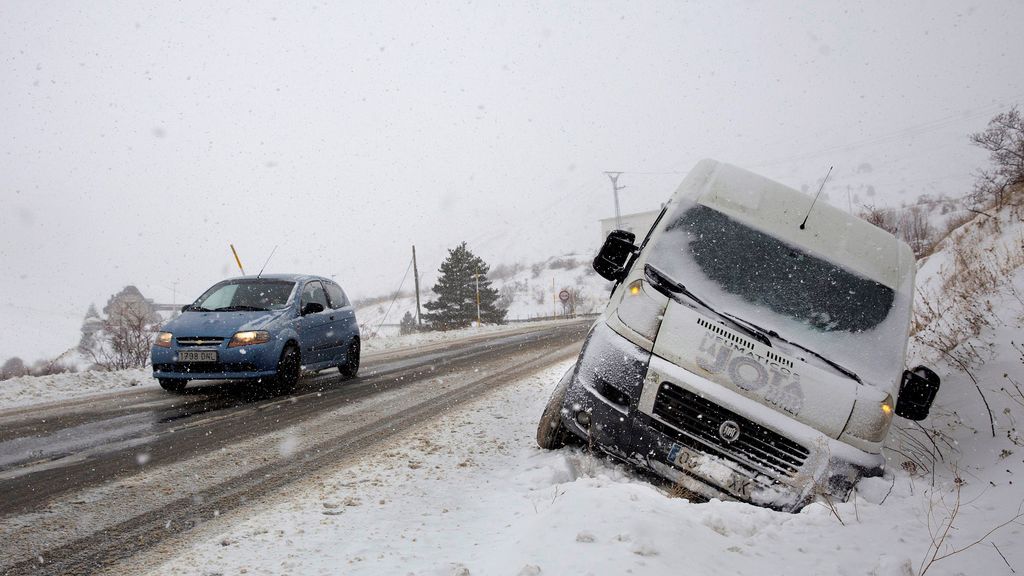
[[151, 343, 278, 381]]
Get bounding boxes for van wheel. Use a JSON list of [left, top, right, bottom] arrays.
[[159, 378, 187, 393], [338, 339, 360, 379], [537, 369, 575, 449], [273, 345, 301, 394]]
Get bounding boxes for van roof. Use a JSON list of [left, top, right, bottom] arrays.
[[678, 160, 915, 290]]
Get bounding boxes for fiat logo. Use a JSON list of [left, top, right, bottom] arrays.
[[718, 420, 741, 443]]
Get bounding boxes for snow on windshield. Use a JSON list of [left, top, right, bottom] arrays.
[[646, 200, 912, 389]]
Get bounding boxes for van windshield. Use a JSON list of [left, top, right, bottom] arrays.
[[646, 202, 910, 387], [671, 204, 894, 333]]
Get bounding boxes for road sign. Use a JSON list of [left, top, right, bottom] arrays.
[[558, 289, 570, 303]]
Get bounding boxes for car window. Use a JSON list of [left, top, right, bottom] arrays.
[[198, 284, 238, 310], [325, 282, 349, 309], [301, 281, 329, 310]]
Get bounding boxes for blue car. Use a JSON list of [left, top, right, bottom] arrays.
[[151, 274, 360, 393]]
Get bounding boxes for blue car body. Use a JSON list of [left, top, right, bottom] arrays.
[[151, 274, 360, 385]]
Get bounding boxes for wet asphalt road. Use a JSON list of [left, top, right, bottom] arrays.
[[0, 320, 589, 576]]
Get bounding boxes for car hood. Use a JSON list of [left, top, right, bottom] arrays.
[[165, 309, 291, 338]]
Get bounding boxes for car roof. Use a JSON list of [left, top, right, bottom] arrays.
[[219, 273, 337, 284]]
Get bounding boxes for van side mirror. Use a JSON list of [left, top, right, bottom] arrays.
[[895, 365, 941, 421], [593, 230, 638, 282], [301, 302, 325, 316]]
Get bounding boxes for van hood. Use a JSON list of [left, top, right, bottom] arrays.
[[650, 301, 857, 439], [164, 309, 290, 339]]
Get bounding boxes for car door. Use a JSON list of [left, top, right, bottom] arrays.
[[296, 280, 333, 366], [325, 281, 358, 363]]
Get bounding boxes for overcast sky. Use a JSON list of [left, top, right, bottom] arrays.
[[2, 1, 1023, 362]]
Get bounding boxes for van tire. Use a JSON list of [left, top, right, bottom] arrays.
[[159, 378, 187, 393], [338, 338, 360, 380], [273, 344, 301, 394], [537, 369, 574, 450]]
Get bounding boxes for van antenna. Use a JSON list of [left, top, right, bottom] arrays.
[[799, 165, 833, 230], [257, 245, 278, 279]]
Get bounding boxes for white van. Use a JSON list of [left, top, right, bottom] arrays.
[[537, 159, 940, 511]]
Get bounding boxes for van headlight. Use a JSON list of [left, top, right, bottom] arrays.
[[616, 280, 669, 341], [842, 393, 895, 443], [228, 331, 271, 347]]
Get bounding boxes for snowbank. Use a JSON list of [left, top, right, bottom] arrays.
[[0, 368, 154, 411]]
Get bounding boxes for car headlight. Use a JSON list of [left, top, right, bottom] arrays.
[[616, 280, 668, 341], [842, 392, 895, 443], [228, 330, 271, 347], [155, 332, 173, 348]]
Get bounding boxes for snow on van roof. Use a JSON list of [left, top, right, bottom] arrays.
[[680, 159, 915, 291]]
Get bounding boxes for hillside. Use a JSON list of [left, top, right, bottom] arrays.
[[355, 254, 611, 337]]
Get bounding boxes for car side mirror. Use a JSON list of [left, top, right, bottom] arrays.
[[895, 365, 941, 421], [593, 230, 638, 282], [181, 305, 190, 312], [301, 302, 325, 316]]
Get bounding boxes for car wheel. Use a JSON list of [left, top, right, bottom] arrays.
[[338, 338, 360, 379], [273, 344, 301, 394], [158, 378, 187, 393], [536, 367, 576, 449]]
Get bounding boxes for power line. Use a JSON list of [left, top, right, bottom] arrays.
[[375, 256, 414, 335]]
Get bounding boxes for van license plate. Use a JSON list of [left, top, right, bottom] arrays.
[[179, 350, 217, 362]]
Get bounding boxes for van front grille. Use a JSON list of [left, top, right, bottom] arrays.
[[651, 382, 808, 477]]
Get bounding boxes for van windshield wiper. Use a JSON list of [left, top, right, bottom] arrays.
[[644, 264, 771, 348], [718, 311, 862, 384], [645, 264, 861, 384], [212, 305, 270, 312]]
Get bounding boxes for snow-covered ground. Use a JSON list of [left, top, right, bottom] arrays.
[[0, 368, 154, 410], [132, 344, 1022, 576], [127, 199, 1024, 576]]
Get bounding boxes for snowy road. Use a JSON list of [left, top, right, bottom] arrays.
[[0, 320, 589, 576]]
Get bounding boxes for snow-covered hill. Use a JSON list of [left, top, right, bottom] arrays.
[[355, 254, 611, 337]]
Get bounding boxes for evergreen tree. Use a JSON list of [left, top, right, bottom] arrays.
[[399, 310, 418, 335], [423, 242, 507, 330]]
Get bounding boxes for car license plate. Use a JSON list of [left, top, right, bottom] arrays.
[[179, 350, 218, 363]]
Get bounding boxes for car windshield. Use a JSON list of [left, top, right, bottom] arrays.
[[193, 280, 295, 311], [646, 201, 911, 386]]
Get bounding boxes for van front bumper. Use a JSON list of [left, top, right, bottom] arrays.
[[560, 328, 884, 512]]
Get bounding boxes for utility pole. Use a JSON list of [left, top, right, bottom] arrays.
[[412, 245, 422, 326], [604, 172, 626, 229], [475, 272, 481, 326], [470, 269, 482, 326]]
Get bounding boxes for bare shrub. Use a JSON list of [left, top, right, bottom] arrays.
[[860, 204, 899, 235], [0, 357, 28, 381], [81, 300, 161, 371], [548, 257, 579, 270], [969, 106, 1024, 209], [899, 206, 937, 258], [490, 262, 524, 281], [918, 468, 1024, 575]]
